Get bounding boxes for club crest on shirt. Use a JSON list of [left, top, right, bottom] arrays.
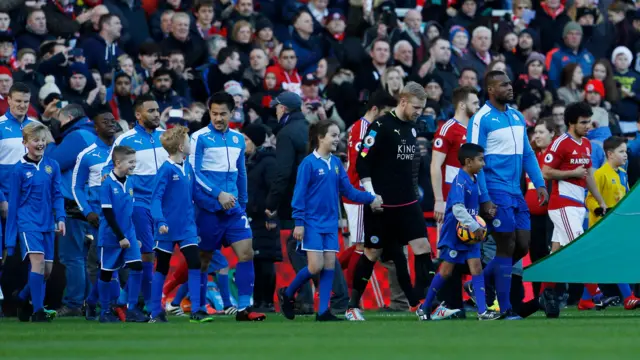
[[232, 136, 239, 144], [364, 135, 375, 147], [129, 189, 134, 196], [45, 165, 53, 174], [493, 219, 501, 228], [544, 154, 553, 163], [370, 236, 379, 244], [335, 166, 339, 174], [434, 138, 443, 148], [449, 250, 458, 258]]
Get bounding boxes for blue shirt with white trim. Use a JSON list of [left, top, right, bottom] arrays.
[[0, 112, 38, 201], [440, 170, 481, 252], [292, 151, 375, 233], [467, 101, 545, 203], [189, 124, 247, 212], [4, 156, 66, 252], [150, 158, 198, 241], [104, 124, 169, 209], [72, 138, 112, 217], [99, 172, 136, 247]]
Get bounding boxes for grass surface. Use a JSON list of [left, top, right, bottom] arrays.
[[1, 308, 640, 360]]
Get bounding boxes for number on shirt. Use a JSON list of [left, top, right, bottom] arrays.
[[241, 215, 250, 229]]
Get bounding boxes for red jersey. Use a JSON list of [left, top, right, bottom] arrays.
[[343, 117, 370, 204], [432, 119, 467, 200], [544, 133, 592, 210], [525, 151, 548, 215]]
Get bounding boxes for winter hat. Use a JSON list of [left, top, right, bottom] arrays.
[[242, 124, 267, 146], [0, 65, 12, 78], [611, 46, 633, 68], [254, 18, 274, 33], [423, 74, 444, 90], [518, 91, 541, 111], [519, 28, 540, 50], [576, 7, 600, 23], [224, 80, 243, 97], [584, 79, 605, 98], [325, 10, 346, 25], [562, 22, 583, 38], [39, 75, 62, 101], [69, 62, 89, 77], [449, 25, 469, 44], [525, 52, 546, 69]]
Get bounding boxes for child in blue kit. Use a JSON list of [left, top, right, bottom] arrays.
[[149, 125, 213, 323], [417, 143, 501, 321], [5, 123, 66, 322], [98, 146, 149, 323], [278, 120, 383, 321]]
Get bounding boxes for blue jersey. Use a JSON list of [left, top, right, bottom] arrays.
[[72, 138, 112, 217], [468, 102, 545, 202], [105, 125, 169, 209], [439, 170, 480, 252], [189, 124, 247, 212], [150, 159, 198, 241], [45, 116, 97, 200], [0, 112, 38, 201], [292, 151, 375, 233], [4, 156, 66, 251], [99, 172, 137, 247]]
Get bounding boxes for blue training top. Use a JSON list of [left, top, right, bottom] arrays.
[[72, 138, 112, 217], [0, 112, 38, 202]]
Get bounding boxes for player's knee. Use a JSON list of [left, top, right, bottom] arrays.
[[141, 252, 154, 263], [155, 251, 171, 276], [409, 238, 430, 255], [308, 262, 323, 275], [439, 262, 454, 278], [100, 270, 114, 283], [127, 261, 143, 272], [236, 247, 254, 262], [182, 246, 201, 270], [364, 248, 381, 261]]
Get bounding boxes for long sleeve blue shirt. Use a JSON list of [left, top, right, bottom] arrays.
[[72, 138, 112, 217], [0, 112, 39, 202], [4, 156, 66, 251], [104, 124, 169, 209], [99, 172, 137, 247], [467, 101, 545, 203], [189, 124, 247, 212], [150, 158, 198, 241], [292, 151, 375, 233]]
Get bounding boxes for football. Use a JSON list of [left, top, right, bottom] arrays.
[[456, 216, 487, 244]]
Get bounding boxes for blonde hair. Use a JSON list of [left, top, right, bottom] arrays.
[[22, 122, 48, 142], [382, 67, 404, 97], [232, 20, 253, 42], [160, 125, 189, 155], [399, 81, 428, 101]]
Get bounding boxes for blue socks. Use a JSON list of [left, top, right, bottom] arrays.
[[199, 272, 208, 312], [286, 267, 313, 298], [494, 256, 513, 313], [142, 261, 153, 306], [420, 273, 445, 311], [581, 286, 592, 301], [98, 280, 111, 314], [235, 261, 254, 310], [87, 280, 99, 306], [19, 284, 30, 301], [318, 269, 334, 315], [472, 274, 487, 314], [216, 273, 232, 308], [187, 270, 201, 311], [110, 279, 121, 302], [30, 272, 44, 312], [618, 284, 633, 299], [128, 270, 142, 310], [151, 272, 166, 317]]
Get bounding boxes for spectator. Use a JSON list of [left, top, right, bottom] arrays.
[[104, 0, 152, 55], [423, 21, 443, 44], [590, 59, 620, 109], [518, 90, 542, 127], [460, 26, 495, 87], [584, 79, 620, 136], [548, 22, 594, 88], [248, 67, 281, 123], [243, 48, 269, 94], [62, 62, 99, 110], [393, 9, 427, 65], [587, 1, 635, 61], [79, 4, 109, 37], [422, 38, 456, 102], [0, 11, 10, 33], [223, 0, 268, 31], [193, 0, 226, 40], [117, 54, 144, 96], [382, 66, 404, 99], [266, 46, 302, 96], [206, 46, 242, 94], [42, 0, 93, 39], [445, 0, 480, 32], [0, 66, 39, 118], [423, 75, 452, 119], [355, 39, 390, 101], [557, 63, 584, 105], [0, 32, 15, 69], [550, 100, 567, 133], [322, 10, 349, 66], [504, 28, 538, 78], [205, 34, 227, 63], [496, 31, 518, 55], [229, 20, 254, 69], [392, 40, 414, 78], [223, 80, 246, 129], [513, 52, 554, 109], [449, 26, 469, 67], [243, 123, 280, 312], [529, 0, 571, 54], [253, 18, 279, 60], [149, 67, 187, 114], [300, 73, 344, 130], [290, 10, 325, 76], [152, 9, 174, 42], [136, 41, 161, 80], [305, 0, 329, 36], [16, 8, 53, 52], [45, 103, 97, 317], [611, 45, 640, 135], [81, 13, 123, 75], [458, 67, 478, 89], [161, 12, 208, 69], [109, 71, 136, 125], [37, 75, 61, 112], [12, 48, 43, 107]]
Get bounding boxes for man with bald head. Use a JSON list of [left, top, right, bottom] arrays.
[[392, 9, 427, 64]]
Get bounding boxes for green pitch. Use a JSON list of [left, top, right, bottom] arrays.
[[2, 308, 640, 360]]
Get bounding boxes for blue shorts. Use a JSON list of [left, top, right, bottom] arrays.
[[20, 231, 55, 262], [488, 192, 530, 233], [301, 231, 339, 252], [100, 245, 142, 271], [207, 250, 229, 273], [154, 236, 199, 254], [196, 208, 252, 252], [132, 207, 154, 254], [439, 245, 481, 265]]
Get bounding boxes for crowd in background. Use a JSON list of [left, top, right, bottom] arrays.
[[2, 0, 640, 316]]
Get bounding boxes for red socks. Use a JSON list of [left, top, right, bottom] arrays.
[[162, 257, 188, 295], [338, 245, 355, 269]]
